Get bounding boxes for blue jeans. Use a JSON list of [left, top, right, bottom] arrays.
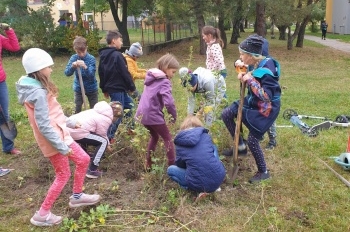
[[107, 92, 134, 140], [167, 145, 219, 189], [0, 81, 14, 152]]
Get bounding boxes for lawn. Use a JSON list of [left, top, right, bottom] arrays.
[[1, 32, 350, 231]]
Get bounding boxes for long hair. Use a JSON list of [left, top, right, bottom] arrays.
[[28, 71, 58, 97], [180, 115, 203, 130], [202, 25, 224, 48], [156, 53, 180, 73]]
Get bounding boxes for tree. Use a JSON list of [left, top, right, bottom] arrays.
[[82, 0, 110, 30], [255, 0, 266, 36]]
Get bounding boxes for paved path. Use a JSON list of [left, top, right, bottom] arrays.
[[304, 35, 350, 53]]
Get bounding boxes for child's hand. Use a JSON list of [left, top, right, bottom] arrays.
[[103, 92, 109, 99], [65, 148, 73, 156], [106, 145, 112, 153], [75, 122, 81, 128], [240, 72, 253, 82], [76, 60, 87, 69]]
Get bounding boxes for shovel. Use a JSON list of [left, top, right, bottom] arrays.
[[77, 66, 88, 110], [0, 105, 17, 140], [228, 81, 246, 183]]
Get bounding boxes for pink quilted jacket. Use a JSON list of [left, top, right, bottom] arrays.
[[67, 101, 113, 143]]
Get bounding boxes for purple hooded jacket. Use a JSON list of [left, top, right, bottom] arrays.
[[135, 68, 177, 125]]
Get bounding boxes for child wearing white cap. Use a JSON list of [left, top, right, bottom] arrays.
[[16, 48, 101, 227]]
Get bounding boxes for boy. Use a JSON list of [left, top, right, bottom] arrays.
[[98, 30, 136, 141], [64, 36, 98, 113]]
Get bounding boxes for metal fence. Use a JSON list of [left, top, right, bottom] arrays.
[[97, 20, 198, 46]]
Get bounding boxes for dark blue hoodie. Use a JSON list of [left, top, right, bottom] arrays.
[[174, 127, 226, 193]]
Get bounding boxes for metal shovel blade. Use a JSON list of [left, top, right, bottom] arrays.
[[0, 121, 17, 140]]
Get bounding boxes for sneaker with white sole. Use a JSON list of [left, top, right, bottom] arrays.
[[86, 169, 104, 179], [30, 211, 62, 226], [69, 193, 101, 208], [249, 171, 270, 183]]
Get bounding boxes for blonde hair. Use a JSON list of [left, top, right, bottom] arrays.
[[28, 71, 58, 97], [202, 25, 224, 48], [73, 36, 87, 52], [156, 53, 180, 73], [180, 115, 203, 130]]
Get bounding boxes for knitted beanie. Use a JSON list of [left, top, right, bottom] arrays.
[[239, 34, 264, 56], [22, 48, 54, 74], [179, 67, 197, 87], [125, 42, 143, 57]]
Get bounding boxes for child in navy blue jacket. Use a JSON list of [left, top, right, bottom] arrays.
[[221, 34, 281, 183], [167, 115, 226, 193]]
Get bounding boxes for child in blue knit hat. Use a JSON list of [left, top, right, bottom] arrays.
[[179, 67, 226, 126], [221, 34, 281, 183], [64, 36, 98, 113]]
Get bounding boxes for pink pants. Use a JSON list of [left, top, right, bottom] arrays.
[[40, 142, 90, 211]]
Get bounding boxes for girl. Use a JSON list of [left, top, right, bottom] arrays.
[[201, 26, 227, 80], [66, 101, 123, 179], [0, 22, 21, 155], [221, 34, 281, 183], [135, 53, 179, 170], [167, 115, 226, 193], [16, 48, 101, 227]]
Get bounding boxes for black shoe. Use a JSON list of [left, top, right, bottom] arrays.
[[265, 140, 277, 150], [222, 146, 248, 156], [249, 171, 270, 183]]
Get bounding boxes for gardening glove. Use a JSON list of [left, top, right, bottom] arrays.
[[0, 23, 10, 30]]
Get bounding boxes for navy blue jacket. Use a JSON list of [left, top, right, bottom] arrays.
[[64, 53, 98, 93], [239, 58, 281, 139], [98, 47, 136, 94], [174, 127, 226, 193]]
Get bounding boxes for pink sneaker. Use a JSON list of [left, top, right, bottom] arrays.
[[69, 193, 101, 208], [30, 211, 62, 226]]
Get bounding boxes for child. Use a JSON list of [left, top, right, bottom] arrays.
[[167, 115, 226, 193], [233, 38, 277, 150], [178, 67, 226, 126], [0, 22, 21, 155], [64, 36, 98, 113], [98, 30, 136, 141], [135, 53, 179, 169], [16, 48, 101, 227], [202, 26, 227, 84], [123, 42, 147, 100], [66, 101, 123, 179], [221, 34, 281, 183]]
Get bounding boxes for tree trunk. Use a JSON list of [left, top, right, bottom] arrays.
[[193, 4, 206, 55], [230, 0, 243, 44], [75, 0, 80, 24], [166, 19, 172, 41], [255, 0, 266, 36], [277, 25, 287, 40], [287, 22, 301, 50], [296, 0, 313, 48], [218, 15, 227, 49], [107, 0, 130, 46]]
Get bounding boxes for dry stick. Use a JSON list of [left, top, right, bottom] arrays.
[[77, 67, 88, 110], [317, 157, 350, 188]]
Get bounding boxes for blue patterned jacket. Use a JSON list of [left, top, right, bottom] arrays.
[[64, 53, 98, 93]]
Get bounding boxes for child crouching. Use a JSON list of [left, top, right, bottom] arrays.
[[167, 115, 226, 193]]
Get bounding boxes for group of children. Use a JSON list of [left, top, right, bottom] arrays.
[[2, 24, 281, 226]]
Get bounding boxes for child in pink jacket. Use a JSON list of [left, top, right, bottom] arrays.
[[67, 101, 123, 178], [16, 48, 101, 227]]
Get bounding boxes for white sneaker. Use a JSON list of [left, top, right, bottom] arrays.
[[69, 193, 101, 208], [30, 211, 62, 226]]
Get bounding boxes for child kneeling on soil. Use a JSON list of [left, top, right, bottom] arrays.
[[67, 101, 123, 179], [16, 48, 101, 227], [167, 115, 226, 193]]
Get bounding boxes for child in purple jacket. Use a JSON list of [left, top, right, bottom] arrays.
[[135, 53, 180, 170]]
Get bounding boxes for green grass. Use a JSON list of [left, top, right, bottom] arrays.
[[1, 32, 350, 231]]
